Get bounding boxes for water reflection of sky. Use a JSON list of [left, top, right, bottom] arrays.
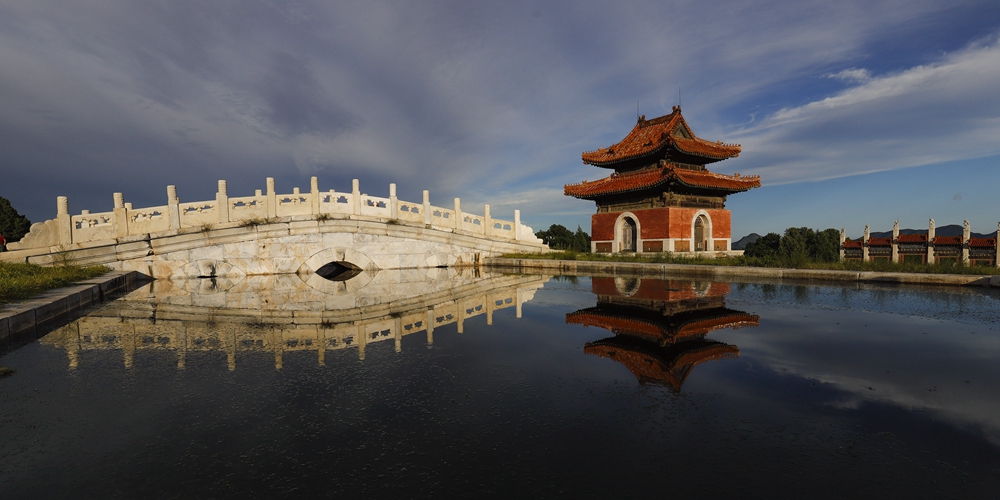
[[2, 274, 1000, 498]]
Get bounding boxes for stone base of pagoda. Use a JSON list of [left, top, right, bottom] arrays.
[[590, 206, 733, 254]]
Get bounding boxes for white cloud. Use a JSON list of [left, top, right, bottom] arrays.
[[826, 67, 872, 84], [729, 36, 1000, 185]]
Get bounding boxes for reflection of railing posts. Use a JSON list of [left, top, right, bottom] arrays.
[[113, 192, 127, 238], [167, 185, 180, 230], [426, 309, 435, 344], [57, 196, 72, 245], [266, 177, 277, 218], [216, 180, 230, 224], [318, 334, 326, 366], [516, 288, 523, 318], [357, 323, 366, 360], [389, 183, 398, 220], [422, 190, 431, 226], [486, 293, 494, 325], [178, 327, 187, 370], [456, 300, 465, 334], [394, 316, 402, 353]]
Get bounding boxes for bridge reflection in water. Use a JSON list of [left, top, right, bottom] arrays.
[[40, 268, 549, 371], [568, 277, 757, 391]]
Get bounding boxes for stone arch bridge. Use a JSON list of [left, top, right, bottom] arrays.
[[2, 177, 549, 279]]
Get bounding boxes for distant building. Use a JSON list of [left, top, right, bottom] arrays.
[[840, 220, 999, 267], [565, 107, 759, 254]]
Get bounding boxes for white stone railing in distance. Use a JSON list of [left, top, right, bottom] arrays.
[[7, 176, 544, 251]]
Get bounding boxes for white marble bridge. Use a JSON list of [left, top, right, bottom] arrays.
[[1, 177, 549, 279]]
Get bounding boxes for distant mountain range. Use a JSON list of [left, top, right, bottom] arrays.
[[732, 233, 761, 250], [869, 224, 993, 239], [731, 225, 995, 249]]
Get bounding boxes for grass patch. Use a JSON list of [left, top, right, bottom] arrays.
[[0, 262, 111, 305], [499, 251, 1000, 275]]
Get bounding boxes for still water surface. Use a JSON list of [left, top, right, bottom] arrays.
[[2, 271, 1000, 498]]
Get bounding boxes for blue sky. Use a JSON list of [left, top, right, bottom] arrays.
[[1, 0, 998, 239]]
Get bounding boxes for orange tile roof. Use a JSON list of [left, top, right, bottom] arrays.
[[564, 163, 760, 200], [566, 308, 758, 343], [843, 239, 862, 249], [933, 236, 962, 245], [581, 109, 741, 167], [867, 237, 891, 246], [969, 237, 996, 248], [897, 234, 927, 243], [584, 337, 738, 391]]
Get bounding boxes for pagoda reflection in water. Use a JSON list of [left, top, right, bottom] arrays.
[[568, 277, 757, 391], [41, 268, 548, 371]]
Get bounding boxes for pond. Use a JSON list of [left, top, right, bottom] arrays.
[[2, 270, 1000, 498]]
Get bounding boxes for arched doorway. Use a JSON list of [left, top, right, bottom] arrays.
[[694, 215, 708, 252], [621, 217, 637, 252]]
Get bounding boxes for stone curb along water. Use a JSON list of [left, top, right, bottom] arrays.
[[0, 271, 147, 343], [485, 258, 1000, 288]]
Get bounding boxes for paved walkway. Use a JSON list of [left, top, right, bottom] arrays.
[[1, 271, 147, 343]]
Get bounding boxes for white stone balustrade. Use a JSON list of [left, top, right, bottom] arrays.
[[7, 176, 543, 251]]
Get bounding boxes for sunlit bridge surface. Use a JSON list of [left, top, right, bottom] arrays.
[[3, 272, 1000, 498]]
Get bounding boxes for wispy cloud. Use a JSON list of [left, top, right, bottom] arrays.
[[730, 35, 1000, 185]]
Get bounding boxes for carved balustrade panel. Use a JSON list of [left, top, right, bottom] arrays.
[[359, 196, 391, 217], [229, 196, 267, 221], [72, 212, 115, 242], [128, 206, 170, 235], [395, 202, 423, 223], [275, 193, 312, 217], [319, 192, 353, 215], [179, 202, 219, 227]]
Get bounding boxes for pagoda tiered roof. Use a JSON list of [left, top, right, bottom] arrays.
[[566, 305, 758, 344], [564, 163, 760, 200], [584, 336, 739, 391], [581, 108, 742, 167]]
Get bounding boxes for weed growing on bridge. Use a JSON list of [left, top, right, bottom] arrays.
[[200, 223, 215, 232], [0, 262, 109, 305], [316, 213, 332, 221]]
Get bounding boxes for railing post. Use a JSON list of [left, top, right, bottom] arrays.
[[927, 219, 936, 264], [484, 204, 491, 237], [422, 190, 431, 226], [839, 228, 845, 262], [113, 192, 128, 238], [891, 220, 899, 263], [217, 180, 230, 224], [167, 185, 180, 230], [862, 224, 869, 262], [352, 179, 361, 216], [266, 177, 277, 218], [514, 210, 521, 241], [310, 176, 320, 215], [389, 183, 398, 220], [962, 220, 970, 265], [57, 196, 72, 245], [454, 198, 461, 230]]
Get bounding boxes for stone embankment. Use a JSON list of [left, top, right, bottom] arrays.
[[0, 271, 147, 344], [486, 258, 1000, 288]]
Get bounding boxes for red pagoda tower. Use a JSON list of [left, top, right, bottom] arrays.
[[565, 106, 760, 253]]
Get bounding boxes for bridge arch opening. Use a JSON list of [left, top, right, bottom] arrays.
[[315, 261, 363, 282]]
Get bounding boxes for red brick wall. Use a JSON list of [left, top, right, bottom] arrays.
[[590, 208, 732, 240]]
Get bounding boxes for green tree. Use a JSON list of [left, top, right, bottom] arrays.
[[744, 232, 780, 259], [535, 224, 591, 252], [0, 196, 31, 243]]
